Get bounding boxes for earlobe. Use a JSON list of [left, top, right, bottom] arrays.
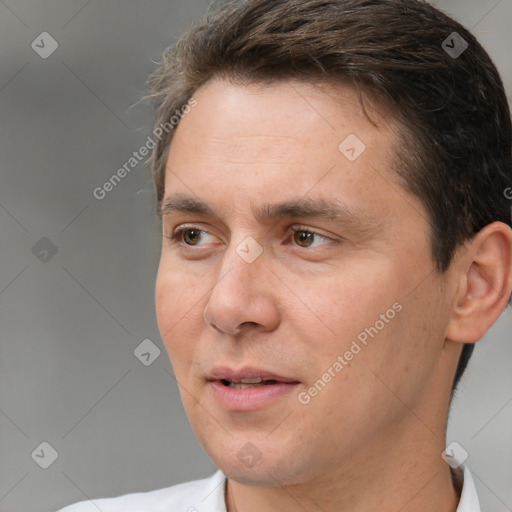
[[446, 222, 512, 344]]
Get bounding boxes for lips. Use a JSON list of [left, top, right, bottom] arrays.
[[207, 366, 300, 385], [207, 366, 301, 411]]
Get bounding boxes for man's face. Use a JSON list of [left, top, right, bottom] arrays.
[[155, 78, 456, 484]]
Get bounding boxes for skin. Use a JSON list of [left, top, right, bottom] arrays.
[[155, 78, 512, 512]]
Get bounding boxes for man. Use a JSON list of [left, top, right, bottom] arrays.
[[58, 0, 512, 510]]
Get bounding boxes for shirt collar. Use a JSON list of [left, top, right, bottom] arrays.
[[456, 465, 481, 511]]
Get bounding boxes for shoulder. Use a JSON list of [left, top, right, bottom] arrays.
[[56, 470, 226, 512]]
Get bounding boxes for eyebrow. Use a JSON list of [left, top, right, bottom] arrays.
[[160, 194, 380, 232]]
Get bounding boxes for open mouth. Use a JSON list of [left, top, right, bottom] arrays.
[[209, 371, 300, 410], [220, 378, 280, 389]]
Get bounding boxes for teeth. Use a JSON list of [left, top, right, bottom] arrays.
[[228, 382, 266, 389], [221, 377, 281, 388]]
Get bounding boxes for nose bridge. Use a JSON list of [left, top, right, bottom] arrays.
[[215, 231, 266, 292], [207, 236, 264, 311], [203, 235, 279, 335]]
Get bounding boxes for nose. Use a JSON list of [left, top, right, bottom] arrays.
[[203, 240, 280, 337]]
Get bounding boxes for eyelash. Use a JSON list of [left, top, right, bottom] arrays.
[[166, 225, 334, 249]]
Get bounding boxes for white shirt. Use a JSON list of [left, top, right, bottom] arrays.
[[57, 464, 480, 512]]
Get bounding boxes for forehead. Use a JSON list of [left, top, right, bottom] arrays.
[[164, 77, 407, 221], [167, 77, 397, 154]]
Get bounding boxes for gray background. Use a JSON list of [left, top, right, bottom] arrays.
[[0, 1, 510, 511]]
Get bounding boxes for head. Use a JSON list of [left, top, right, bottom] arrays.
[[149, 0, 512, 484]]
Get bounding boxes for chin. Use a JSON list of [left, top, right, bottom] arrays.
[[211, 446, 310, 487], [221, 462, 295, 486]]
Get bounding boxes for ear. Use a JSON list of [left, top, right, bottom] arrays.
[[446, 222, 512, 344]]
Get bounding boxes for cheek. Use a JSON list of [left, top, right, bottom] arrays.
[[294, 266, 410, 395], [303, 264, 398, 349], [155, 265, 175, 341], [155, 261, 203, 358]]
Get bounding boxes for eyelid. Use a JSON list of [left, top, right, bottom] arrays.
[[291, 224, 337, 242], [169, 223, 216, 244], [171, 223, 209, 237]]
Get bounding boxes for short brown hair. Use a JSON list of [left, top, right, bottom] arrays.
[[146, 0, 512, 389]]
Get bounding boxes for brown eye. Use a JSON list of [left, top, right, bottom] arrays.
[[169, 227, 209, 246], [289, 227, 334, 249], [181, 229, 204, 245], [293, 230, 315, 248]]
